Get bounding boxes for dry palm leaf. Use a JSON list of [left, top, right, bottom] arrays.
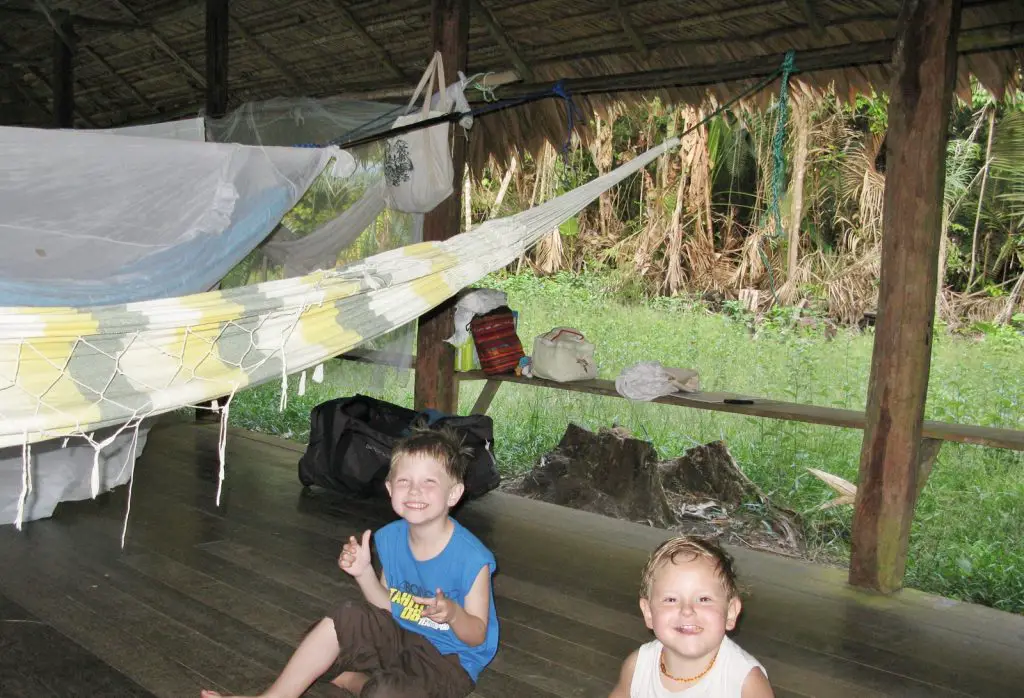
[[806, 467, 857, 511]]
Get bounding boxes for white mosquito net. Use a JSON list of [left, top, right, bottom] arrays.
[[0, 92, 449, 525], [0, 78, 671, 530]]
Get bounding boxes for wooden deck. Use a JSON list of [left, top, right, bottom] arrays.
[[1, 422, 1022, 698]]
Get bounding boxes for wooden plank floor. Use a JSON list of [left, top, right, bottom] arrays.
[[1, 421, 1023, 698]]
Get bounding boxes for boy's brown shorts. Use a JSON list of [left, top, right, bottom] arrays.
[[327, 599, 475, 698]]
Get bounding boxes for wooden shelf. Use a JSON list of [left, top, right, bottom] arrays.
[[455, 370, 1024, 452]]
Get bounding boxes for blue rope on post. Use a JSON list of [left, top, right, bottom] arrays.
[[758, 49, 796, 304], [551, 80, 585, 158], [770, 50, 796, 241]]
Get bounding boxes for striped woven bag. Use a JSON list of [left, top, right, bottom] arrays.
[[469, 306, 525, 375]]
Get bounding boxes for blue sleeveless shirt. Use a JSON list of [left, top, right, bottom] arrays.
[[374, 518, 499, 682]]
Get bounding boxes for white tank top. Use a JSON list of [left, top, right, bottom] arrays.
[[630, 636, 765, 698]]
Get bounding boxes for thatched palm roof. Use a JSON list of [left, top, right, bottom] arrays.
[[0, 0, 1022, 169]]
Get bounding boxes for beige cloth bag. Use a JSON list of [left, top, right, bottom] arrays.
[[532, 328, 598, 382], [383, 52, 454, 213]]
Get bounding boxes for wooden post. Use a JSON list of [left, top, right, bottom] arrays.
[[849, 0, 961, 593], [205, 0, 229, 117], [413, 0, 469, 414], [51, 10, 74, 128], [197, 0, 230, 424]]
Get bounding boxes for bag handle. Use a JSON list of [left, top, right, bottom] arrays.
[[435, 54, 449, 112], [406, 53, 438, 114], [549, 328, 584, 342], [406, 52, 449, 117]]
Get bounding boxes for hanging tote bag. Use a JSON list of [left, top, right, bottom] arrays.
[[531, 327, 598, 382], [382, 52, 455, 213]]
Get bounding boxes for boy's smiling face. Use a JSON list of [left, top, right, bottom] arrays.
[[640, 554, 741, 667], [386, 453, 464, 525]]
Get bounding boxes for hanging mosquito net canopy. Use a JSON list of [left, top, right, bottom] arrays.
[[0, 55, 678, 529], [0, 90, 419, 526]]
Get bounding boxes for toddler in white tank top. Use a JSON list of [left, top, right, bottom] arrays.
[[608, 537, 773, 698]]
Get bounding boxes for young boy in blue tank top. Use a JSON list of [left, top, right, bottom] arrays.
[[202, 428, 499, 698]]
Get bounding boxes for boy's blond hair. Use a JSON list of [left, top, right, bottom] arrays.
[[389, 426, 470, 483], [639, 536, 739, 599]]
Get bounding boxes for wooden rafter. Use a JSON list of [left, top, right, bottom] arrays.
[[323, 0, 405, 80], [0, 4, 143, 32], [229, 15, 307, 93], [792, 0, 823, 31], [108, 0, 206, 88], [470, 0, 534, 82], [496, 21, 1024, 98], [82, 45, 156, 111], [0, 53, 46, 66], [610, 0, 648, 57], [1, 64, 50, 118], [673, 0, 790, 31], [34, 0, 155, 114], [0, 36, 96, 127]]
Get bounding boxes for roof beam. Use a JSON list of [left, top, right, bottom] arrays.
[[0, 4, 143, 32], [0, 53, 47, 66], [2, 65, 50, 118], [470, 0, 534, 82], [323, 0, 405, 80], [229, 14, 308, 93], [672, 0, 791, 31], [107, 0, 206, 88], [50, 8, 74, 128], [610, 0, 648, 57], [34, 0, 156, 113], [496, 21, 1024, 98], [82, 45, 157, 111], [205, 0, 228, 117], [957, 19, 1024, 52], [0, 36, 96, 127], [791, 0, 823, 32]]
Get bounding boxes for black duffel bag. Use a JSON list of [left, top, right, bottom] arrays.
[[298, 394, 500, 501]]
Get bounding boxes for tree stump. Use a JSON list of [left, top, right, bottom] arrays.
[[506, 424, 804, 555], [660, 441, 761, 506], [516, 424, 674, 527]]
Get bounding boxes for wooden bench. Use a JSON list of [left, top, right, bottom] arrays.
[[456, 369, 1024, 494]]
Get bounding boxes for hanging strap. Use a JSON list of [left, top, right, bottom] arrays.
[[405, 52, 450, 117]]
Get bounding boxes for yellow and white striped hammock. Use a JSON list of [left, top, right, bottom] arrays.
[[0, 138, 678, 453]]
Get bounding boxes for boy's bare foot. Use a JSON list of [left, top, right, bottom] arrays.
[[330, 671, 369, 694]]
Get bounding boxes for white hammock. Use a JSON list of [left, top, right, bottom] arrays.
[[0, 137, 680, 453]]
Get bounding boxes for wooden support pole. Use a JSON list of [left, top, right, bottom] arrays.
[[196, 0, 230, 424], [849, 0, 961, 594], [916, 438, 942, 497], [414, 0, 469, 415], [205, 0, 229, 117], [470, 380, 503, 415], [51, 10, 74, 128]]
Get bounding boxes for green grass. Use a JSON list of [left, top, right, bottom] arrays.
[[230, 271, 1024, 614]]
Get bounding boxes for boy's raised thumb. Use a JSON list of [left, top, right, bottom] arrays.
[[361, 529, 372, 548]]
